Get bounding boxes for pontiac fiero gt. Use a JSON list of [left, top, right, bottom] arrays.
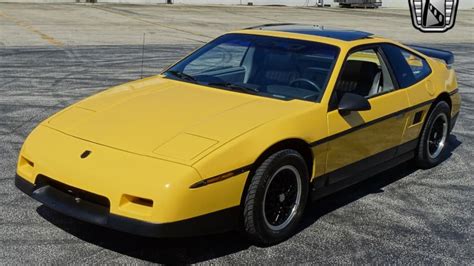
[[16, 24, 460, 244]]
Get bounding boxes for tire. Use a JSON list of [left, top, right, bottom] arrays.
[[415, 101, 451, 169], [243, 149, 309, 245]]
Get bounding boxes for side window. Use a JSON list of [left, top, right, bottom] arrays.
[[401, 50, 431, 81], [183, 42, 249, 75], [334, 48, 395, 102], [381, 44, 431, 88]]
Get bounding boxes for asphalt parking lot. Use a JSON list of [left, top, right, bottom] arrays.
[[0, 3, 473, 264]]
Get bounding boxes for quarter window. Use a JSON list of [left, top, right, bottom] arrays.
[[401, 50, 431, 81], [381, 44, 431, 88]]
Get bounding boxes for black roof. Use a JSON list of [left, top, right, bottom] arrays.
[[245, 24, 373, 41]]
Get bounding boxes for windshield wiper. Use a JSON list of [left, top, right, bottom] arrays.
[[165, 70, 197, 83], [208, 82, 259, 94]]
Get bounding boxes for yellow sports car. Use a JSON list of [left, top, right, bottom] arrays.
[[16, 24, 460, 245]]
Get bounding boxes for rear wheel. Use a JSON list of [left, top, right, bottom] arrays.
[[415, 101, 451, 169], [243, 149, 309, 245]]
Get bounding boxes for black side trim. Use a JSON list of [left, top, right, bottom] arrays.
[[449, 88, 459, 96], [200, 98, 436, 186], [15, 175, 240, 238], [200, 92, 456, 187], [310, 139, 417, 201], [397, 138, 419, 155], [190, 164, 253, 188], [311, 99, 433, 146]]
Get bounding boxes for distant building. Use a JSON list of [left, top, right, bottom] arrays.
[[6, 0, 474, 9], [98, 0, 473, 9]]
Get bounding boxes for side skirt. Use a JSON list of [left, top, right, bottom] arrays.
[[310, 139, 418, 201]]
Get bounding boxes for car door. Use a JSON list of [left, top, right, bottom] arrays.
[[379, 43, 435, 148], [324, 45, 411, 184]]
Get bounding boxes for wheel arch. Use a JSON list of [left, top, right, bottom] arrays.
[[239, 138, 313, 207], [433, 92, 452, 111], [417, 92, 452, 141], [414, 92, 452, 168], [425, 92, 452, 128]]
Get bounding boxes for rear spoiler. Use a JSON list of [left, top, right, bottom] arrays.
[[407, 45, 454, 65]]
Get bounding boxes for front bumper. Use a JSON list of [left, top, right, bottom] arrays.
[[16, 124, 249, 236], [15, 174, 239, 237]]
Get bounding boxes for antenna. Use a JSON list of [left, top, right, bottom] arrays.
[[140, 32, 146, 79]]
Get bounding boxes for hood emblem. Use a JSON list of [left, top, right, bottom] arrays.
[[80, 150, 91, 159]]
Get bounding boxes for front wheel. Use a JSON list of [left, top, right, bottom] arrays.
[[415, 101, 451, 169], [243, 149, 309, 245]]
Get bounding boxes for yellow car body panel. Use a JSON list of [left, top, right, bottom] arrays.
[[16, 27, 460, 236], [18, 125, 249, 223], [325, 89, 410, 174]]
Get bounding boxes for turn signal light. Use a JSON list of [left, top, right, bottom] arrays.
[[121, 194, 153, 207]]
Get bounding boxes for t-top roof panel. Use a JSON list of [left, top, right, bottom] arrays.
[[245, 24, 374, 41]]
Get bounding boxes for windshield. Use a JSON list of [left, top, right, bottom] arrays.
[[164, 33, 339, 102]]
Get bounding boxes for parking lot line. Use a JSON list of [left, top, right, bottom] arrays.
[[0, 11, 64, 47]]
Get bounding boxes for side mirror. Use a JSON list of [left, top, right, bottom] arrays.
[[338, 93, 371, 115]]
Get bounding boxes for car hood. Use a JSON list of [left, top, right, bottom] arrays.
[[45, 76, 312, 164]]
